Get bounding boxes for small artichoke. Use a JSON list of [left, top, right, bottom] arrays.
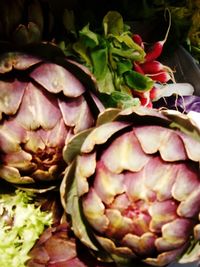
[[0, 49, 103, 189], [0, 0, 53, 46], [27, 223, 116, 267], [61, 107, 200, 266]]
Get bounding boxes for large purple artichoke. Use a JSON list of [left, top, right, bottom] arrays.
[[61, 107, 200, 266], [0, 50, 103, 189]]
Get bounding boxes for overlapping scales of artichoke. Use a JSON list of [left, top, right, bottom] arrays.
[[0, 52, 103, 189], [61, 107, 200, 266], [27, 222, 116, 267]]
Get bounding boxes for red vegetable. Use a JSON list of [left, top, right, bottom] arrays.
[[145, 41, 164, 62], [149, 86, 158, 100], [144, 9, 171, 62], [148, 71, 171, 83], [140, 60, 164, 74], [132, 34, 144, 49], [133, 62, 145, 74]]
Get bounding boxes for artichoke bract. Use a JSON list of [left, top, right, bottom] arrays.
[[61, 107, 200, 266], [0, 51, 103, 189], [27, 223, 116, 267]]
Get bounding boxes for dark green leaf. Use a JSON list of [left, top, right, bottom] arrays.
[[117, 59, 132, 75], [111, 91, 140, 108], [62, 9, 77, 37], [124, 70, 154, 91], [99, 91, 140, 109], [91, 46, 108, 79], [79, 24, 99, 48], [72, 41, 92, 66]]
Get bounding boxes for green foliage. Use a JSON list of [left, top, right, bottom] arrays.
[[61, 11, 153, 108], [0, 190, 52, 266]]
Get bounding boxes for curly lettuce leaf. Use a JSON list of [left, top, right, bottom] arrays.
[[0, 190, 52, 267]]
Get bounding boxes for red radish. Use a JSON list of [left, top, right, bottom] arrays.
[[145, 41, 164, 62], [148, 71, 171, 83], [144, 9, 171, 62], [149, 87, 158, 100], [132, 34, 144, 48], [140, 97, 152, 107], [133, 62, 145, 74], [141, 60, 164, 74]]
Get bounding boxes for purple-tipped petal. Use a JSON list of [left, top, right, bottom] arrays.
[[30, 63, 85, 97], [124, 171, 156, 202], [59, 96, 94, 133], [179, 132, 200, 162], [134, 126, 187, 161], [105, 209, 133, 239], [159, 131, 188, 162], [0, 120, 27, 153], [0, 165, 34, 183], [3, 150, 36, 172], [123, 232, 156, 256], [144, 157, 178, 201], [101, 131, 150, 174], [0, 79, 27, 119], [82, 188, 108, 233], [177, 186, 200, 218], [76, 153, 96, 196], [172, 163, 200, 202], [149, 200, 178, 233], [81, 121, 130, 153], [25, 131, 45, 152], [94, 161, 125, 205], [44, 236, 76, 262], [0, 53, 41, 73], [126, 209, 151, 237], [37, 118, 68, 148], [15, 82, 61, 130], [134, 126, 167, 154], [144, 246, 186, 266], [156, 218, 193, 251], [95, 235, 134, 257], [109, 193, 131, 212], [32, 169, 55, 181]]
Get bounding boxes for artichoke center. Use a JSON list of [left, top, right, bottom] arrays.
[[33, 146, 63, 170], [122, 200, 149, 219]]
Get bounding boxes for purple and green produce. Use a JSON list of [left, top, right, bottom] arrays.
[[0, 1, 199, 266]]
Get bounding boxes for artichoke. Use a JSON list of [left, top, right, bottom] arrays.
[[61, 107, 200, 266], [0, 0, 53, 46], [0, 49, 103, 189], [27, 223, 116, 267]]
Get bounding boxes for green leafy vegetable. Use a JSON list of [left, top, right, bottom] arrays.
[[124, 70, 154, 91], [0, 190, 52, 267], [60, 10, 153, 109], [100, 91, 141, 108]]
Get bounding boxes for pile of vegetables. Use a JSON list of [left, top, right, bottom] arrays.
[[60, 10, 175, 109], [0, 1, 199, 267]]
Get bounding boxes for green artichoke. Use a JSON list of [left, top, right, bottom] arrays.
[[61, 107, 200, 266], [0, 49, 103, 190], [0, 0, 53, 46]]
